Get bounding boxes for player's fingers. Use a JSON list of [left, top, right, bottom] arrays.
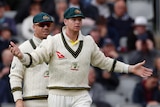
[[138, 60, 145, 66], [9, 46, 17, 56], [143, 69, 152, 76], [10, 41, 16, 47], [9, 45, 12, 48], [142, 72, 152, 77], [14, 50, 19, 55], [11, 49, 16, 54], [140, 71, 151, 77], [9, 46, 14, 53], [143, 67, 153, 72]]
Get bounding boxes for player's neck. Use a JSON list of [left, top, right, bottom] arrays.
[[66, 29, 79, 42]]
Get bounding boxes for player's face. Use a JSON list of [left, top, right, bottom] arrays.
[[64, 17, 82, 32], [33, 22, 53, 39]]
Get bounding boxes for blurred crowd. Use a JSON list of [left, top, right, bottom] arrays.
[[0, 0, 160, 107]]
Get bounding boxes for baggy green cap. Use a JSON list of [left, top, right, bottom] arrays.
[[64, 7, 85, 19], [33, 12, 54, 23]]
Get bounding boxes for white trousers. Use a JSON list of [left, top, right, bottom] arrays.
[[48, 92, 92, 107], [24, 100, 48, 107]]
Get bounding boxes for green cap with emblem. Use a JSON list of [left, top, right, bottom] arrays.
[[33, 12, 54, 23], [64, 7, 85, 19]]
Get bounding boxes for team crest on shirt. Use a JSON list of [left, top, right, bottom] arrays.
[[56, 51, 65, 59], [70, 62, 79, 71]]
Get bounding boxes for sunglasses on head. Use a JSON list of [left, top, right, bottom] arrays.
[[35, 22, 52, 27]]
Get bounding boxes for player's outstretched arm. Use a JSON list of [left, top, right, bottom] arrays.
[[9, 41, 23, 59], [128, 61, 152, 77]]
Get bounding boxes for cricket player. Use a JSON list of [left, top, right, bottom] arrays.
[[9, 7, 152, 107], [9, 12, 54, 107]]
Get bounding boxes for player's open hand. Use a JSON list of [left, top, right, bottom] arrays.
[[9, 41, 23, 59], [129, 60, 152, 77]]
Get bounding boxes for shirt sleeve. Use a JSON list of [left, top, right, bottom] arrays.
[[90, 37, 129, 73], [20, 36, 54, 67], [9, 56, 25, 102]]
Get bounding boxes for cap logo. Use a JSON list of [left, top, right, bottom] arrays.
[[43, 15, 50, 20], [74, 9, 81, 14]]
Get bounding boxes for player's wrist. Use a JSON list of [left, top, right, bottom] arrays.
[[128, 65, 134, 73], [19, 54, 26, 62], [18, 53, 24, 60], [16, 99, 23, 103]]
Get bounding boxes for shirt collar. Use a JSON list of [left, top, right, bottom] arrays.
[[62, 26, 83, 42], [32, 35, 42, 46]]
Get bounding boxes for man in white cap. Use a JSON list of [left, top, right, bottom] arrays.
[[9, 8, 152, 107], [127, 16, 155, 52], [9, 12, 54, 107]]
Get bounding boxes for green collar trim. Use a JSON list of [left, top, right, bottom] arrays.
[[61, 32, 83, 58]]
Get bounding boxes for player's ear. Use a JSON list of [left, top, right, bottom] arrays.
[[64, 19, 67, 26], [33, 24, 35, 29]]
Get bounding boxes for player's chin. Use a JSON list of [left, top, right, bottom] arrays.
[[42, 34, 49, 39], [43, 32, 50, 35], [74, 27, 80, 32], [42, 34, 49, 38]]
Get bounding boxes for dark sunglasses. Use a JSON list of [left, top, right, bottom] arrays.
[[35, 22, 52, 27]]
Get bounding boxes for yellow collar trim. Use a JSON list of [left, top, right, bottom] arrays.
[[69, 40, 79, 46]]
